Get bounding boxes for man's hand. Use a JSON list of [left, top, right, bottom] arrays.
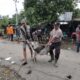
[[46, 42, 51, 46], [54, 37, 59, 40]]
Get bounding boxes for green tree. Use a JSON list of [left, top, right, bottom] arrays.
[[73, 9, 80, 18], [10, 14, 16, 24], [18, 11, 25, 23], [24, 0, 76, 25], [0, 16, 9, 29], [10, 11, 25, 25]]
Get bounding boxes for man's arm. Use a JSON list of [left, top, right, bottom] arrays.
[[47, 36, 52, 45], [47, 31, 63, 45], [47, 36, 56, 45]]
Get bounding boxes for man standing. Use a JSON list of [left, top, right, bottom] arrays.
[[20, 20, 28, 65], [76, 25, 80, 53], [6, 23, 14, 41], [19, 19, 33, 65], [47, 22, 63, 65]]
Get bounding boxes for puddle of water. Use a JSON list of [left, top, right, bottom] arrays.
[[0, 43, 5, 46], [0, 41, 10, 46], [5, 57, 12, 61]]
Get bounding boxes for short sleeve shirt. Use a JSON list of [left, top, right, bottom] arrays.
[[50, 28, 63, 43]]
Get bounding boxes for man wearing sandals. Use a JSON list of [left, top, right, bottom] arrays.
[[20, 19, 31, 65]]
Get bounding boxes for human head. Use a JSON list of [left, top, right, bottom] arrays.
[[54, 22, 60, 30], [21, 19, 26, 26], [8, 24, 11, 27]]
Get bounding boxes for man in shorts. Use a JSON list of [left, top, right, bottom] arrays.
[[20, 19, 31, 65]]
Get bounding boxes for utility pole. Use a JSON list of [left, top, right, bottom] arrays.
[[13, 0, 18, 26]]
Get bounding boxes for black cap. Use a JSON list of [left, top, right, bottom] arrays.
[[54, 22, 60, 26]]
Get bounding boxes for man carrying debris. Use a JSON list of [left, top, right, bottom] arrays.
[[47, 22, 63, 65], [19, 19, 31, 65]]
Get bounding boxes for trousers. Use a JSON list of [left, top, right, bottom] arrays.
[[49, 42, 61, 61]]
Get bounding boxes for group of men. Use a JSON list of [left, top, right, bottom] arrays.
[[5, 19, 80, 67], [6, 20, 63, 66], [20, 21, 63, 66]]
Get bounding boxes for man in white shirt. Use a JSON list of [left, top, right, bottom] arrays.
[[47, 22, 63, 64]]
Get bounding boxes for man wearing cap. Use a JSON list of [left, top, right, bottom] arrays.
[[47, 22, 63, 65], [19, 20, 31, 65]]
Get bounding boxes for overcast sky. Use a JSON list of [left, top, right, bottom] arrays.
[[0, 0, 24, 18], [76, 3, 80, 8], [0, 0, 80, 18]]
